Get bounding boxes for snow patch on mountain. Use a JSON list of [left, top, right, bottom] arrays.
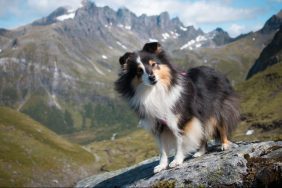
[[125, 25, 131, 30], [180, 26, 187, 31], [162, 33, 170, 40], [180, 34, 214, 50], [56, 7, 76, 21], [56, 12, 75, 21]]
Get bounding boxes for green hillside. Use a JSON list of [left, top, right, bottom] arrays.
[[85, 130, 158, 172], [233, 62, 282, 141], [173, 31, 275, 85], [0, 107, 97, 187]]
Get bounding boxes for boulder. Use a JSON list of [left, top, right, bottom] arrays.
[[76, 141, 282, 187]]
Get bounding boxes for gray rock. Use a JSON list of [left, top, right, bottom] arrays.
[[76, 141, 282, 187]]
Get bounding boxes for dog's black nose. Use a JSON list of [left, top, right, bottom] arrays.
[[148, 75, 157, 84]]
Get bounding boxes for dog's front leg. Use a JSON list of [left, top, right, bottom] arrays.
[[166, 116, 184, 168], [169, 132, 184, 168], [154, 127, 169, 173], [139, 118, 169, 172]]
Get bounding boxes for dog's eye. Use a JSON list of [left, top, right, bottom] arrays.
[[152, 62, 157, 67], [137, 67, 143, 75]]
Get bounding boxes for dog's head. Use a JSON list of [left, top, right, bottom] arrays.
[[118, 42, 173, 88]]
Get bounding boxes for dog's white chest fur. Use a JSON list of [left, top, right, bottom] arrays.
[[130, 81, 183, 121]]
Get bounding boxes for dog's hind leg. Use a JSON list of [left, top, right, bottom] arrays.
[[193, 140, 207, 157], [218, 124, 231, 150]]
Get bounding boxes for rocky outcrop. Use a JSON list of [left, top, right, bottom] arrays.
[[76, 141, 282, 187], [260, 10, 282, 34], [246, 26, 282, 79], [211, 28, 233, 46]]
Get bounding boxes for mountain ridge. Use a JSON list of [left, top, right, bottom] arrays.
[[246, 26, 282, 79]]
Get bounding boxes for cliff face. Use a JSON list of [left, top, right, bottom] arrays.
[[76, 141, 282, 187], [246, 26, 282, 79]]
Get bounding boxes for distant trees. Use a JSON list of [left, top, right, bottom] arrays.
[[23, 102, 75, 134], [22, 98, 138, 137]]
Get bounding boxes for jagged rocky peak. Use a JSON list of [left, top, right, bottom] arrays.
[[171, 17, 182, 27], [210, 27, 230, 37], [246, 26, 282, 79], [76, 0, 97, 15], [214, 27, 224, 33], [260, 9, 282, 34], [0, 28, 9, 35], [79, 0, 97, 11], [210, 27, 233, 46], [277, 9, 282, 18], [117, 7, 133, 17], [116, 7, 137, 27], [157, 12, 170, 28], [32, 7, 69, 25]]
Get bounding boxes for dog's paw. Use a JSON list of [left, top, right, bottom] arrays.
[[221, 142, 230, 151], [193, 151, 204, 158], [153, 164, 167, 173], [221, 141, 239, 151], [169, 159, 183, 168], [221, 141, 238, 151]]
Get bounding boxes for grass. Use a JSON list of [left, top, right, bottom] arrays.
[[232, 62, 282, 141], [84, 129, 158, 171], [0, 107, 97, 187]]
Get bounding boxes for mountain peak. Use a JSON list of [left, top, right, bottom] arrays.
[[159, 11, 169, 17], [214, 27, 224, 32], [117, 7, 131, 13], [81, 0, 95, 7], [117, 7, 136, 19], [276, 9, 282, 18], [260, 9, 282, 34], [208, 27, 232, 46], [32, 6, 68, 25]]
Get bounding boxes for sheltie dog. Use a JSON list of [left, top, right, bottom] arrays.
[[115, 42, 240, 173]]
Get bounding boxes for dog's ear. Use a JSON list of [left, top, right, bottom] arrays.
[[142, 42, 162, 55], [119, 52, 132, 66]]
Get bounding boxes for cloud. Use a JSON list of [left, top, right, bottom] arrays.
[[227, 23, 262, 37], [178, 2, 260, 25], [26, 0, 82, 14], [0, 0, 21, 17], [228, 24, 246, 37], [94, 0, 260, 26]]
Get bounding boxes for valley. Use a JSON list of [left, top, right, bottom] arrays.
[[0, 1, 281, 186]]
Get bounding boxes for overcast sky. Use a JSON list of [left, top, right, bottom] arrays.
[[0, 0, 281, 37]]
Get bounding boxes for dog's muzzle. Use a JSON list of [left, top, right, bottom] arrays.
[[148, 74, 157, 85]]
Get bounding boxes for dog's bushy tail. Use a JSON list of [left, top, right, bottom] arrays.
[[220, 93, 240, 135]]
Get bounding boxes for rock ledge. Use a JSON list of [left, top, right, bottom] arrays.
[[76, 141, 282, 187]]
